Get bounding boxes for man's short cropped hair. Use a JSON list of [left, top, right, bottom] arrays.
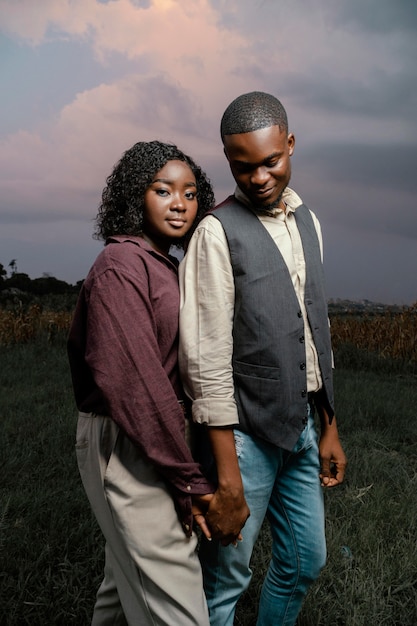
[[220, 91, 288, 140]]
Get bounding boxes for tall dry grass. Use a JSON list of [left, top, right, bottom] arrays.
[[330, 305, 417, 365], [0, 302, 72, 344], [1, 300, 416, 366]]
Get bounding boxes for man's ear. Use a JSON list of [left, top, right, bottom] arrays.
[[288, 133, 295, 156], [223, 146, 230, 162]]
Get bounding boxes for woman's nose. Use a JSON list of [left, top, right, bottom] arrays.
[[171, 193, 185, 210]]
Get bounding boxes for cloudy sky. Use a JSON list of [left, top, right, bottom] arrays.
[[0, 0, 416, 304]]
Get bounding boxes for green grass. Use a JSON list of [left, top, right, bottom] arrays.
[[0, 335, 104, 625], [237, 369, 417, 625], [1, 334, 417, 624]]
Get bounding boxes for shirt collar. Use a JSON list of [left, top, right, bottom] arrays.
[[234, 186, 303, 217], [105, 234, 179, 268]]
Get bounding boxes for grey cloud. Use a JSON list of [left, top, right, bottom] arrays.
[[210, 0, 417, 37], [107, 74, 202, 136], [130, 0, 151, 8], [281, 69, 417, 121], [300, 143, 417, 194], [333, 0, 417, 34], [293, 142, 417, 243], [0, 188, 99, 225], [208, 0, 417, 125]]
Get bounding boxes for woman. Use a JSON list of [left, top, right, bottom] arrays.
[[67, 141, 215, 625]]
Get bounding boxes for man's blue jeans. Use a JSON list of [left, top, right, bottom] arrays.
[[199, 411, 326, 626]]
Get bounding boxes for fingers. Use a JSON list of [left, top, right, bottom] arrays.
[[320, 461, 346, 487], [221, 532, 243, 547], [205, 509, 250, 544], [193, 513, 212, 541], [320, 475, 340, 488]]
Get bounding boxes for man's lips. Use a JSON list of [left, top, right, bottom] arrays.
[[253, 187, 274, 199]]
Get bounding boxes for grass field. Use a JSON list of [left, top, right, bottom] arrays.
[[1, 330, 417, 625]]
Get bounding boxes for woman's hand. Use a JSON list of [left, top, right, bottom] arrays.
[[192, 493, 213, 540]]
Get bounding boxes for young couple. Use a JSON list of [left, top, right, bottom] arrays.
[[68, 92, 346, 626]]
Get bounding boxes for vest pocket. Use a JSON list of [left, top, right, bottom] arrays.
[[233, 359, 280, 380], [233, 360, 282, 425]]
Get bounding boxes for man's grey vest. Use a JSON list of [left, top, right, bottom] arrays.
[[213, 196, 334, 451]]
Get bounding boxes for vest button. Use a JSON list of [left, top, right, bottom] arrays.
[[297, 310, 303, 318], [301, 390, 307, 398], [299, 336, 305, 343], [300, 362, 306, 370]]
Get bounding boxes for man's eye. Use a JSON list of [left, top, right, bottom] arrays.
[[235, 164, 252, 174]]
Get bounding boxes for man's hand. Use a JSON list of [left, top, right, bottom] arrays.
[[319, 416, 347, 487]]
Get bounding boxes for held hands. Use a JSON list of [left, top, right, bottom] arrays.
[[192, 490, 249, 545], [204, 486, 250, 546]]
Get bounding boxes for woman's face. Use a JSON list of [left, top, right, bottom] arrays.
[[142, 160, 198, 254]]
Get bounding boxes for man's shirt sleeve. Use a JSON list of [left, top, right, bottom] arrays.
[[179, 216, 239, 427]]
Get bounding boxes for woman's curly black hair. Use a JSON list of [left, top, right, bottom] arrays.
[[94, 140, 215, 246]]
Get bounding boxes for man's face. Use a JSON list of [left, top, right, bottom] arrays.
[[223, 125, 295, 210]]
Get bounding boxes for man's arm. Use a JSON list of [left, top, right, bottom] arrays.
[[205, 428, 250, 545], [179, 216, 250, 543]]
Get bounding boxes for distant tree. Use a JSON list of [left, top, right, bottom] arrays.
[[5, 272, 31, 292], [8, 259, 17, 276], [0, 263, 6, 292], [31, 276, 71, 295]]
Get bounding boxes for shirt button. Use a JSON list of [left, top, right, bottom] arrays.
[[184, 524, 190, 532], [186, 485, 191, 491]]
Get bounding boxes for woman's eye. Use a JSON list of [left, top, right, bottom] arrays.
[[156, 189, 169, 196], [185, 191, 197, 200]]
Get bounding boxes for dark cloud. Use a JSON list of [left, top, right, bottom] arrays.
[[282, 70, 417, 121], [323, 225, 417, 304], [0, 185, 100, 224], [301, 143, 417, 195], [334, 0, 417, 34], [293, 142, 417, 246]]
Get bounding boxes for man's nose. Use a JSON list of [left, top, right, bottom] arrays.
[[250, 166, 269, 185]]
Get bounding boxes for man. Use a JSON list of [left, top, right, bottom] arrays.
[[179, 92, 347, 626]]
